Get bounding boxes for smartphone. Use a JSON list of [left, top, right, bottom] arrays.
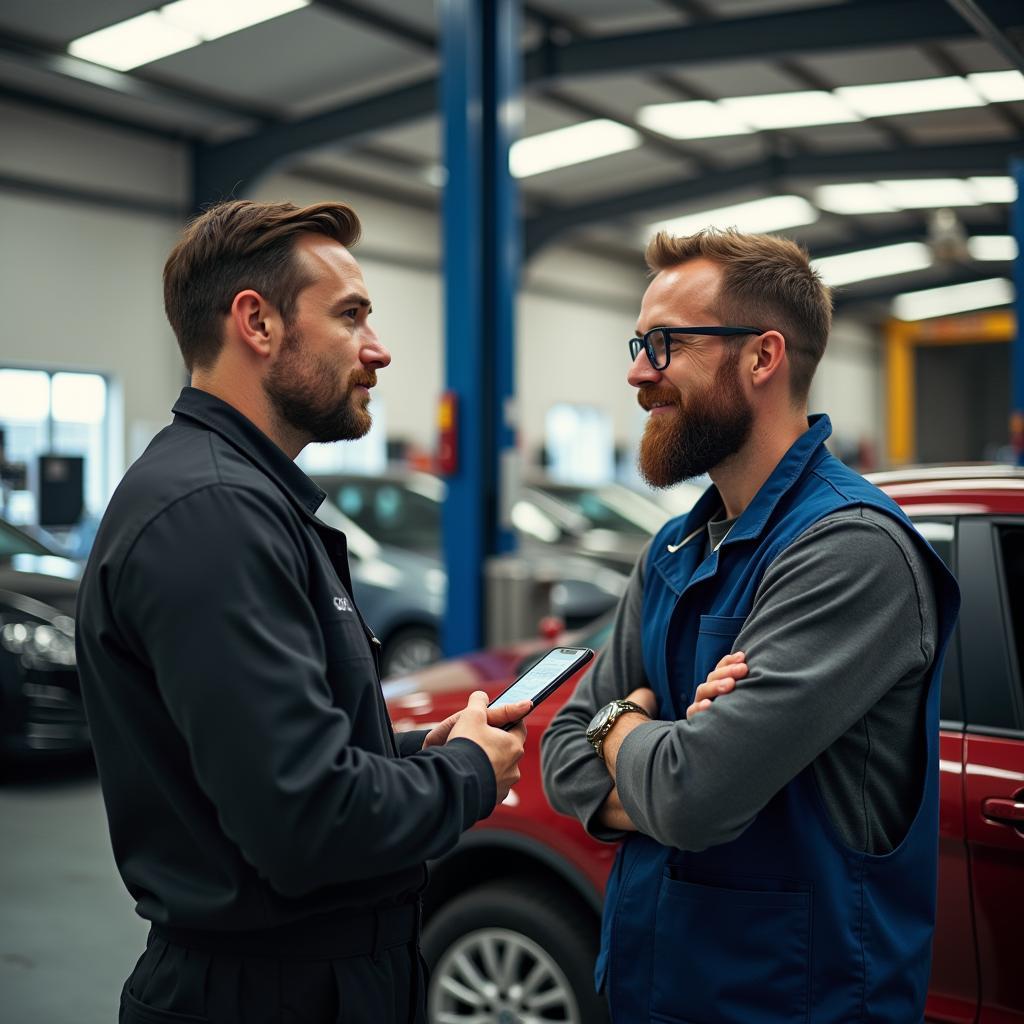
[[488, 646, 594, 722]]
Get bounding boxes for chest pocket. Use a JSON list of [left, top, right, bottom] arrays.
[[691, 614, 746, 704], [319, 614, 397, 754]]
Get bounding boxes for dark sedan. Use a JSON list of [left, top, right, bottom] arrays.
[[0, 516, 87, 758]]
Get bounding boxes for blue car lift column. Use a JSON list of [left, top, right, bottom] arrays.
[[439, 0, 521, 656], [1013, 158, 1024, 465]]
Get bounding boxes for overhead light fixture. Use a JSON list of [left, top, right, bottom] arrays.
[[814, 242, 933, 287], [720, 90, 861, 129], [814, 183, 899, 215], [509, 119, 641, 178], [637, 100, 752, 139], [879, 178, 979, 209], [813, 177, 1016, 216], [969, 176, 1017, 203], [68, 0, 308, 71], [650, 195, 819, 237], [967, 235, 1018, 261], [836, 76, 985, 117], [68, 10, 198, 69], [893, 278, 1013, 320], [967, 70, 1024, 102]]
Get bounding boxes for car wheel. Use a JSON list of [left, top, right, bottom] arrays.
[[381, 625, 442, 677], [422, 881, 608, 1024]]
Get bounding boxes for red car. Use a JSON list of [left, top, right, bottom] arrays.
[[385, 466, 1024, 1024]]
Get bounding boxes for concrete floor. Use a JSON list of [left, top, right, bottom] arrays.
[[0, 758, 148, 1023]]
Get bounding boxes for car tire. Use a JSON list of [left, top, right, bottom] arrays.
[[381, 625, 441, 678], [421, 881, 609, 1024]]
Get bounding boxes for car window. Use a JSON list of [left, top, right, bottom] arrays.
[[995, 525, 1024, 729], [913, 519, 963, 725], [539, 486, 652, 537], [333, 482, 440, 553]]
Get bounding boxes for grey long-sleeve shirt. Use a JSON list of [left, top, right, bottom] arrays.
[[541, 505, 939, 855]]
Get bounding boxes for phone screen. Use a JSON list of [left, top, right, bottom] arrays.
[[489, 647, 593, 711]]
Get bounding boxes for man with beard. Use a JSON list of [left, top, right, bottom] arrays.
[[541, 229, 959, 1022], [76, 200, 528, 1024]]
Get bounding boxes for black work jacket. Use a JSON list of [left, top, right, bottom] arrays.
[[76, 387, 495, 931]]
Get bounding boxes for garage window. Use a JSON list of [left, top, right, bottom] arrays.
[[0, 367, 108, 525]]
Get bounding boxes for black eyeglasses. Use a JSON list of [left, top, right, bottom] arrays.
[[628, 326, 763, 370]]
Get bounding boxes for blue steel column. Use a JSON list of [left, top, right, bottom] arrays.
[[439, 0, 521, 656], [1013, 158, 1024, 465]]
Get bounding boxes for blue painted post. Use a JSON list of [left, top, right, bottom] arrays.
[[1012, 159, 1024, 465], [439, 0, 521, 656]]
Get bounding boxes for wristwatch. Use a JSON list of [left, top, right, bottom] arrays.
[[586, 699, 650, 760]]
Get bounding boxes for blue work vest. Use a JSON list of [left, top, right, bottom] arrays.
[[597, 415, 960, 1024]]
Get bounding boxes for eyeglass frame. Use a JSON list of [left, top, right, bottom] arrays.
[[628, 325, 764, 371]]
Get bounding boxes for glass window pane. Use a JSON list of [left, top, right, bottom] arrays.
[[0, 369, 49, 421], [52, 373, 106, 424], [912, 519, 961, 724]]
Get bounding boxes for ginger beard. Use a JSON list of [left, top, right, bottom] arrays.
[[263, 324, 376, 443], [637, 343, 753, 487]]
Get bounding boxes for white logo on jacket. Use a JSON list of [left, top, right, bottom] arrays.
[[333, 595, 352, 612]]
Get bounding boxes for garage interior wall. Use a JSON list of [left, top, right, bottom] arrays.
[[1, 99, 883, 492]]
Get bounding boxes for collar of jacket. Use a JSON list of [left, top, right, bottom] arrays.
[[667, 412, 834, 555], [171, 386, 327, 519]]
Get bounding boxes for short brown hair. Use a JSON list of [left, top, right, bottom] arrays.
[[645, 228, 832, 401], [163, 199, 361, 371]]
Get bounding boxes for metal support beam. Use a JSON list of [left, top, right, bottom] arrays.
[[192, 0, 1024, 204], [946, 0, 1024, 72], [523, 0, 1023, 80], [192, 76, 436, 207], [1012, 158, 1024, 463], [439, 0, 521, 657], [524, 141, 1023, 256]]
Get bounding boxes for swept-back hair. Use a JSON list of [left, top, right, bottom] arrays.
[[163, 199, 361, 371]]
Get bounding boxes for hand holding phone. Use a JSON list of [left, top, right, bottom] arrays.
[[488, 646, 594, 724]]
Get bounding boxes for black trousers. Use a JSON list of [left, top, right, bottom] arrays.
[[119, 904, 428, 1024]]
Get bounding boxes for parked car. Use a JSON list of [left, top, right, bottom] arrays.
[[313, 470, 691, 570], [314, 473, 637, 671], [384, 465, 1024, 1024], [0, 514, 88, 758]]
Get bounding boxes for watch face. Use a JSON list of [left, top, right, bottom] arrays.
[[587, 703, 612, 739]]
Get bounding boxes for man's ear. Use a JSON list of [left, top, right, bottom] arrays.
[[229, 290, 275, 359], [750, 330, 787, 389]]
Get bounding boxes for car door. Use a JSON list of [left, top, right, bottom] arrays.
[[915, 519, 978, 1024], [958, 516, 1024, 1022]]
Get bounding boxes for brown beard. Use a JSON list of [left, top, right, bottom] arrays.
[[637, 345, 753, 487], [263, 325, 377, 444]]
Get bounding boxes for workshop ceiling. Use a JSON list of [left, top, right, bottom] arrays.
[[1, 0, 1022, 315]]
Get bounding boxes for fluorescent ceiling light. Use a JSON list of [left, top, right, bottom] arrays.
[[720, 90, 861, 129], [814, 242, 933, 287], [69, 11, 197, 69], [162, 0, 308, 41], [836, 76, 985, 117], [879, 178, 979, 209], [68, 0, 308, 70], [509, 119, 641, 178], [814, 183, 899, 215], [967, 235, 1018, 261], [650, 195, 819, 237], [637, 100, 752, 139], [815, 177, 1016, 214], [893, 278, 1013, 320], [969, 176, 1017, 203], [967, 70, 1024, 102]]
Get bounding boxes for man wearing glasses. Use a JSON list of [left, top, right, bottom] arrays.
[[542, 229, 960, 1023]]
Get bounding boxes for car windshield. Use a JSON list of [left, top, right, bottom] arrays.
[[328, 479, 441, 553], [0, 518, 53, 558], [532, 484, 665, 537]]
